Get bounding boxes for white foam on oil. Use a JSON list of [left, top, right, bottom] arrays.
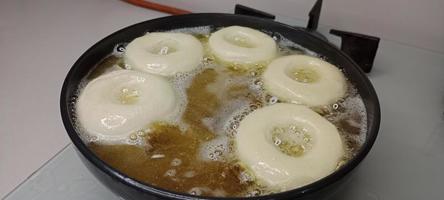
[[222, 103, 252, 137], [317, 82, 368, 151], [188, 186, 227, 197], [167, 26, 212, 35], [166, 61, 215, 132], [199, 135, 230, 161], [272, 32, 319, 57], [339, 92, 368, 144]]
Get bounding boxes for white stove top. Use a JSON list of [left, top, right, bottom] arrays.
[[2, 1, 444, 200]]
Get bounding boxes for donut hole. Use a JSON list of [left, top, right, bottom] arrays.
[[285, 66, 320, 84], [223, 32, 256, 48], [147, 40, 178, 55], [267, 124, 314, 157], [110, 86, 140, 105], [119, 87, 140, 104]]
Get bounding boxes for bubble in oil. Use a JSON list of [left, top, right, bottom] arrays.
[[226, 121, 240, 137], [183, 170, 196, 178], [249, 103, 259, 110], [271, 32, 282, 42], [231, 124, 237, 130], [203, 56, 215, 65], [253, 79, 263, 88], [332, 103, 339, 110], [164, 169, 177, 177], [136, 130, 146, 137], [129, 133, 137, 140], [239, 170, 255, 183], [171, 158, 182, 166], [113, 43, 127, 56], [268, 96, 278, 104], [200, 136, 229, 161]]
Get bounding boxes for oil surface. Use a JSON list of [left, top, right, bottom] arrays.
[[90, 124, 251, 197], [79, 28, 367, 197]]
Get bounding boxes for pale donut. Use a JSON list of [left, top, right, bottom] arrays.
[[235, 103, 343, 191], [77, 70, 177, 142], [263, 55, 347, 106], [124, 32, 203, 76], [208, 26, 277, 66]]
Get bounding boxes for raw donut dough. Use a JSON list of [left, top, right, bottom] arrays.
[[263, 55, 346, 106], [124, 32, 203, 76], [77, 70, 177, 142], [208, 26, 277, 66], [235, 103, 343, 191]]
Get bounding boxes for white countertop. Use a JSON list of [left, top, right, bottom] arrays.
[[0, 0, 165, 197], [1, 0, 444, 199]]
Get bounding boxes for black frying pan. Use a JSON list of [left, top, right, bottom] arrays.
[[60, 13, 380, 200]]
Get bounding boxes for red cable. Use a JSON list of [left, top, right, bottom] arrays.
[[123, 0, 192, 15]]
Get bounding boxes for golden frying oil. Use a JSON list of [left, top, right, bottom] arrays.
[[82, 31, 367, 197]]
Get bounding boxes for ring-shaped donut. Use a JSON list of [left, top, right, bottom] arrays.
[[208, 26, 277, 67], [263, 55, 346, 106], [124, 32, 203, 76], [77, 70, 177, 142], [235, 103, 344, 191]]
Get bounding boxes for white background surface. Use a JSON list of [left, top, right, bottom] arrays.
[[1, 0, 443, 199], [0, 0, 165, 197]]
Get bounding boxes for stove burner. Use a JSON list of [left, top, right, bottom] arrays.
[[330, 30, 380, 73], [307, 0, 322, 31]]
